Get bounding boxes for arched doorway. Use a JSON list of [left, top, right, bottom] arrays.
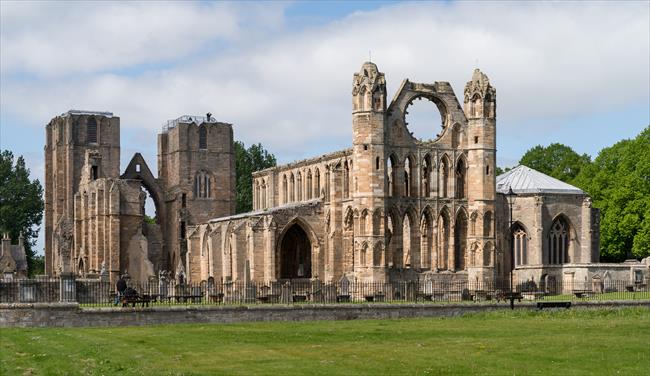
[[279, 223, 312, 279]]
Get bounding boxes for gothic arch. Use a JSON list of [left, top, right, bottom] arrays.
[[373, 241, 384, 267], [512, 222, 529, 267], [372, 208, 383, 235], [437, 206, 451, 270], [547, 214, 573, 265], [282, 174, 288, 204], [439, 154, 451, 198], [402, 206, 418, 267], [454, 208, 468, 271], [359, 209, 369, 236], [451, 123, 462, 149], [420, 206, 434, 269], [483, 241, 494, 267], [387, 154, 397, 197], [422, 154, 432, 197], [404, 154, 416, 198], [276, 217, 319, 279], [121, 153, 164, 220], [455, 154, 467, 199], [483, 210, 493, 237]]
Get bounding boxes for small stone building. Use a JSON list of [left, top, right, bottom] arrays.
[[0, 233, 27, 279], [496, 165, 648, 289]]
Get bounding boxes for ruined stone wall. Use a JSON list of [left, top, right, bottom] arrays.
[[73, 178, 154, 283], [45, 111, 120, 276], [188, 63, 499, 285], [187, 202, 325, 284]]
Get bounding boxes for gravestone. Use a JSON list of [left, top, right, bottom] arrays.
[[280, 282, 292, 304], [592, 274, 603, 293]]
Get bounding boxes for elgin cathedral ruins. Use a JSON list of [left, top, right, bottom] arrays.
[[43, 62, 647, 287]]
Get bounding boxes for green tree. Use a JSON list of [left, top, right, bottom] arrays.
[[235, 141, 276, 213], [573, 127, 650, 261], [0, 150, 44, 276], [519, 143, 591, 183]]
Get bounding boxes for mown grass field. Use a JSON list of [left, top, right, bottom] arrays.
[[1, 308, 648, 375]]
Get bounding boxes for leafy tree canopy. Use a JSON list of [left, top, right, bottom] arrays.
[[234, 141, 276, 213], [0, 150, 44, 275], [519, 143, 591, 183], [573, 127, 650, 261]]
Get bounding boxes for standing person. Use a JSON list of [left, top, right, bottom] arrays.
[[114, 275, 127, 306]]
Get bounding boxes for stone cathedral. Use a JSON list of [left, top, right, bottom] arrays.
[[45, 62, 647, 287]]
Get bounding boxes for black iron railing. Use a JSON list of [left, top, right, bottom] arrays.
[[1, 277, 648, 307]]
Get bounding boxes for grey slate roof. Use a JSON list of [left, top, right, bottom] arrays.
[[496, 165, 584, 195]]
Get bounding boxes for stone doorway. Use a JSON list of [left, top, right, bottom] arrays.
[[279, 224, 312, 279]]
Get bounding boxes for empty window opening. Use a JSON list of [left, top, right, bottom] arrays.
[[194, 172, 211, 198], [91, 165, 98, 180], [87, 117, 97, 144], [404, 96, 445, 141], [135, 164, 141, 173], [376, 156, 380, 170], [199, 126, 207, 150], [182, 193, 187, 208], [486, 165, 490, 176], [474, 136, 479, 144]]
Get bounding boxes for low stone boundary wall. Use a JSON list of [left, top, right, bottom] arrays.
[[1, 301, 649, 328]]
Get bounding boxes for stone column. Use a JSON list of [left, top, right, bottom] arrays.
[[581, 197, 593, 263], [534, 196, 544, 264]]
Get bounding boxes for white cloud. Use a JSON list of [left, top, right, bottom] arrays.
[[1, 1, 648, 165]]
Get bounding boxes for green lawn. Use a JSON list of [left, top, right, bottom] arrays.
[[1, 308, 649, 376]]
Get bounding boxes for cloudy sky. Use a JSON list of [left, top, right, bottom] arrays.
[[1, 1, 649, 253]]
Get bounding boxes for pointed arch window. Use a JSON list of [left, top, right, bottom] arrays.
[[306, 170, 313, 200], [454, 211, 468, 271], [422, 155, 432, 197], [194, 171, 211, 198], [455, 158, 466, 199], [87, 117, 97, 144], [404, 157, 411, 197], [440, 156, 449, 198], [314, 168, 320, 198], [483, 211, 493, 237], [512, 223, 528, 266], [282, 175, 288, 204], [549, 217, 569, 264], [199, 126, 207, 150], [343, 161, 350, 199], [387, 155, 396, 197], [297, 172, 303, 201]]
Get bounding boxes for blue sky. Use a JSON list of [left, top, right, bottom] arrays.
[[1, 1, 649, 254]]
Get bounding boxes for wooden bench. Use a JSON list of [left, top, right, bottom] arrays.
[[416, 292, 433, 302], [573, 290, 594, 299], [495, 291, 522, 303], [337, 294, 351, 303], [121, 294, 152, 307], [292, 294, 308, 303], [208, 293, 224, 304], [537, 301, 571, 310], [174, 295, 203, 303]]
